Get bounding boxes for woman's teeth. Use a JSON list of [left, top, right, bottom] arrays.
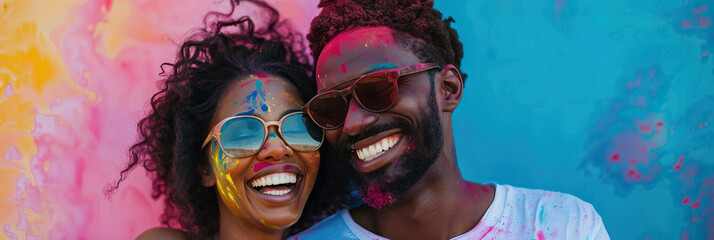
[[250, 172, 297, 196], [356, 135, 400, 162]]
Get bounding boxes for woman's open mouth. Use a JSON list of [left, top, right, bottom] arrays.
[[246, 164, 304, 202], [249, 172, 297, 196]]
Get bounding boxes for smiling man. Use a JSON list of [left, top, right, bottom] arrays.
[[293, 0, 609, 239]]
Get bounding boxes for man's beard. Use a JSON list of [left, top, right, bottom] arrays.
[[336, 82, 443, 209]]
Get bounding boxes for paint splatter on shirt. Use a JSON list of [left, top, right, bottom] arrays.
[[290, 184, 609, 240]]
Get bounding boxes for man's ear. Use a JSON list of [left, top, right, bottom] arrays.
[[200, 164, 216, 187], [439, 64, 464, 112]]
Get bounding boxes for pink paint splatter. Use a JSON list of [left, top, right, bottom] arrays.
[[611, 153, 620, 161], [537, 230, 546, 240], [691, 202, 700, 209], [240, 79, 258, 87], [253, 162, 277, 172], [340, 63, 347, 74], [674, 156, 684, 170], [692, 5, 708, 14], [701, 17, 711, 28]]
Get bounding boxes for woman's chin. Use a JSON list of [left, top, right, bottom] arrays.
[[253, 211, 302, 230]]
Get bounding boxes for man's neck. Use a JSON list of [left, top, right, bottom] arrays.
[[350, 154, 495, 240]]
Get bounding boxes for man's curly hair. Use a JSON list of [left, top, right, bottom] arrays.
[[107, 0, 352, 237], [307, 0, 467, 83]]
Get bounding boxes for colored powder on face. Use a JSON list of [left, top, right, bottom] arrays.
[[256, 81, 266, 100], [253, 162, 277, 173], [238, 80, 270, 114], [239, 79, 258, 88], [360, 183, 394, 209], [340, 63, 347, 73], [210, 142, 243, 217]]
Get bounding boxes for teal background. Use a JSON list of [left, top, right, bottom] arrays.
[[436, 0, 714, 239]]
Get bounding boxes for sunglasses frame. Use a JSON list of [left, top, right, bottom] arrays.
[[202, 111, 324, 158], [304, 63, 441, 129]]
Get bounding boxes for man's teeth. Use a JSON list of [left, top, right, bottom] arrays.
[[356, 135, 400, 161], [250, 172, 297, 189]]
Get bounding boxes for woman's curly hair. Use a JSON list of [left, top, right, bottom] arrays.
[[107, 0, 353, 237], [307, 0, 467, 83]]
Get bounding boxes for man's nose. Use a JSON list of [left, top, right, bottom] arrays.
[[341, 99, 378, 136]]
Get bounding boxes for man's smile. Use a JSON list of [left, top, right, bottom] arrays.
[[355, 134, 401, 161], [347, 128, 406, 174]]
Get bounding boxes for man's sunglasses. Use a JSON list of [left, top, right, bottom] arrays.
[[304, 63, 441, 129], [202, 112, 324, 158]]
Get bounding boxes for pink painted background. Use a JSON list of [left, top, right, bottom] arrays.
[[0, 0, 318, 239]]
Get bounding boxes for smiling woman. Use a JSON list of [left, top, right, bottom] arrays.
[[105, 0, 352, 239]]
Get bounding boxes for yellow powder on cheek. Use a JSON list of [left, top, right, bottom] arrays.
[[210, 142, 244, 217]]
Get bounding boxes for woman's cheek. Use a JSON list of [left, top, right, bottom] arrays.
[[299, 151, 321, 172], [210, 141, 245, 217]]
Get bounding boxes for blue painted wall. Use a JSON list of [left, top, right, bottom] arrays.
[[436, 0, 714, 239]]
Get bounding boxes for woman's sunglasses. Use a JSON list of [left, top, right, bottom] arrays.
[[202, 112, 324, 158], [304, 63, 441, 129]]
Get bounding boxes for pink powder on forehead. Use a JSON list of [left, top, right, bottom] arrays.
[[240, 79, 258, 87]]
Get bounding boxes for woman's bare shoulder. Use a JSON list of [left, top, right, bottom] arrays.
[[136, 227, 189, 240]]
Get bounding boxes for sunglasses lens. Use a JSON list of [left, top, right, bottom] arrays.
[[309, 92, 348, 128], [219, 117, 265, 157], [354, 73, 397, 111], [281, 113, 323, 151]]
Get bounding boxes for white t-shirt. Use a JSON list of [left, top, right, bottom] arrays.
[[291, 184, 610, 240]]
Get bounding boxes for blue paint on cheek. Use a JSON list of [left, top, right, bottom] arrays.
[[370, 62, 398, 70], [261, 104, 268, 111]]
